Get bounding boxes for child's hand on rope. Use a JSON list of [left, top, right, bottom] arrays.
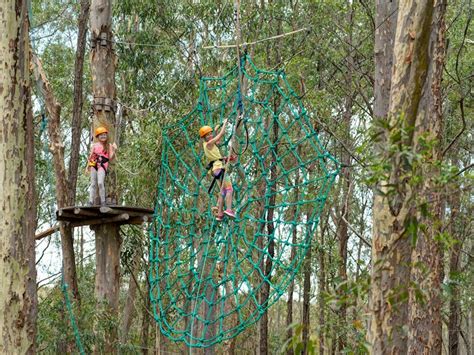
[[224, 154, 237, 164]]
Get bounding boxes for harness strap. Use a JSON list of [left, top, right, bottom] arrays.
[[205, 158, 224, 171], [207, 168, 224, 195], [92, 154, 109, 172]]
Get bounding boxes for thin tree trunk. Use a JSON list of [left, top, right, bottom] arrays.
[[302, 244, 312, 354], [25, 52, 38, 355], [336, 2, 354, 344], [0, 1, 36, 352], [120, 251, 141, 344], [141, 278, 151, 355], [32, 55, 80, 303], [259, 6, 281, 353], [285, 5, 302, 352], [318, 226, 326, 355], [68, 0, 90, 204], [286, 171, 301, 355], [259, 83, 280, 355], [448, 178, 461, 355]]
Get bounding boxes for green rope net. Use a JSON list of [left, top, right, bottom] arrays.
[[150, 55, 340, 348]]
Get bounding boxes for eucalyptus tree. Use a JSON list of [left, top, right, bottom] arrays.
[[0, 0, 37, 352]]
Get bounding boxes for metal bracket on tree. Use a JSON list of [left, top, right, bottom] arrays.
[[93, 96, 116, 113], [90, 31, 112, 49]]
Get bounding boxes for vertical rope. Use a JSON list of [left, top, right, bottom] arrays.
[[221, 0, 245, 176], [61, 265, 86, 354]]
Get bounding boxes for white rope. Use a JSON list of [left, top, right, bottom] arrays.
[[202, 27, 309, 49]]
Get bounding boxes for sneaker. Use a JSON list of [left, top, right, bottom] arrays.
[[216, 214, 224, 222], [223, 209, 236, 219]]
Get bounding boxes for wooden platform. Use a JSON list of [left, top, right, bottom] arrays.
[[56, 205, 154, 227]]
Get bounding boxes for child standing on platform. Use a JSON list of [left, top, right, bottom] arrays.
[[86, 126, 117, 206]]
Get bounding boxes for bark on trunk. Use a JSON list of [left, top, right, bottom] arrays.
[[448, 181, 461, 355], [68, 0, 90, 204], [140, 279, 151, 354], [336, 4, 354, 348], [447, 153, 463, 355], [25, 54, 38, 355], [286, 169, 301, 355], [0, 1, 37, 352], [32, 55, 80, 303], [120, 252, 141, 344], [259, 8, 281, 353], [370, 0, 446, 353], [302, 244, 312, 354], [407, 1, 446, 353], [93, 223, 121, 352], [259, 87, 280, 355], [90, 0, 121, 352], [369, 1, 405, 353], [318, 227, 326, 355]]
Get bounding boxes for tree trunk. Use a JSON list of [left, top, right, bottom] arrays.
[[68, 0, 90, 204], [0, 1, 37, 352], [25, 50, 38, 355], [90, 0, 121, 352], [302, 244, 311, 354], [318, 226, 326, 355], [259, 6, 281, 353], [93, 223, 121, 353], [259, 83, 280, 355], [370, 0, 446, 353], [447, 178, 461, 355], [336, 4, 354, 351], [120, 252, 141, 344], [407, 1, 446, 353], [32, 55, 80, 303], [141, 279, 151, 354], [369, 0, 405, 352], [286, 169, 301, 355]]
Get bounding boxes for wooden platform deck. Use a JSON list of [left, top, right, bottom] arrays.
[[56, 205, 154, 227]]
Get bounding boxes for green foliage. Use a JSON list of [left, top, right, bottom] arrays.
[[31, 0, 473, 352], [280, 324, 317, 355]]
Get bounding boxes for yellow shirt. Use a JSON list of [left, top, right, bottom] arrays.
[[203, 141, 224, 171]]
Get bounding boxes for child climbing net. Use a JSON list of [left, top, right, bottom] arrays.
[[150, 55, 340, 348], [200, 119, 237, 221]]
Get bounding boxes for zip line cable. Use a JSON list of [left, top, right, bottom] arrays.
[[202, 27, 310, 49]]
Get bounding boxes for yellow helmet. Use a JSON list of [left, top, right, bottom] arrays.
[[199, 126, 213, 138], [95, 126, 108, 137]]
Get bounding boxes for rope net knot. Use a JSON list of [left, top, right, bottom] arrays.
[[150, 56, 340, 348]]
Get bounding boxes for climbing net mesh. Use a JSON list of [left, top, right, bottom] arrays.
[[150, 56, 340, 348]]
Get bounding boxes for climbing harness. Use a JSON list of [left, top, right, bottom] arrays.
[[88, 153, 110, 172], [205, 156, 236, 195]]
